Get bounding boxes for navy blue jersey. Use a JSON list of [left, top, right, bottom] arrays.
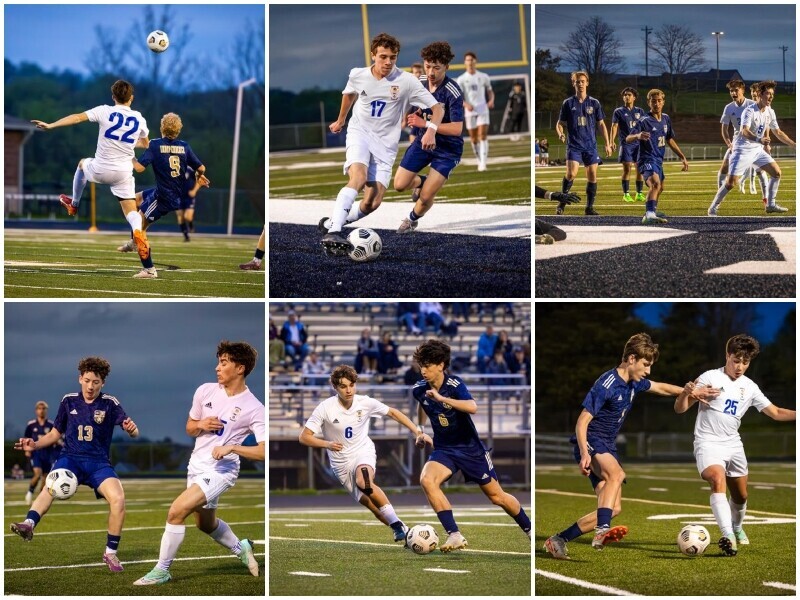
[[52, 392, 128, 461], [24, 418, 59, 462], [558, 96, 605, 152], [137, 138, 202, 206], [410, 75, 464, 159], [412, 375, 483, 451], [612, 106, 647, 144], [630, 113, 675, 167]]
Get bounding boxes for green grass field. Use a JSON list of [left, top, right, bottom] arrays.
[[4, 478, 265, 595], [4, 231, 264, 298], [534, 159, 797, 217], [269, 500, 531, 595], [535, 463, 796, 595]]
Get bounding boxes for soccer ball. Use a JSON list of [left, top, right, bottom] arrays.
[[677, 524, 710, 555], [347, 228, 382, 262], [45, 468, 78, 500], [405, 524, 439, 555], [147, 30, 170, 53]]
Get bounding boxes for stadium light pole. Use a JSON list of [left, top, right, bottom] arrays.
[[779, 45, 788, 82], [227, 77, 258, 236], [711, 32, 724, 92]]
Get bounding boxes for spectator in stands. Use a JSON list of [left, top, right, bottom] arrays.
[[269, 314, 286, 371], [495, 330, 513, 360], [476, 325, 498, 373], [419, 302, 445, 333], [450, 303, 472, 322], [12, 464, 25, 480], [302, 351, 329, 384], [485, 350, 509, 385], [397, 302, 422, 335], [377, 332, 403, 375], [404, 360, 422, 386], [355, 328, 379, 374], [280, 310, 310, 370]]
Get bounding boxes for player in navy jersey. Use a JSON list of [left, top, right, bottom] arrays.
[[543, 334, 718, 560], [412, 339, 531, 552], [555, 71, 612, 215], [393, 41, 464, 233], [625, 89, 689, 225], [175, 165, 204, 242], [11, 357, 140, 572], [23, 401, 59, 505], [610, 88, 647, 203]]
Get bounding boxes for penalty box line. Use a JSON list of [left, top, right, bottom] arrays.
[[5, 550, 265, 572]]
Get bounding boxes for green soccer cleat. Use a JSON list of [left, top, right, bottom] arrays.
[[635, 192, 647, 202], [238, 539, 259, 576], [623, 193, 634, 203], [734, 529, 749, 545], [642, 216, 668, 225], [133, 567, 172, 586]]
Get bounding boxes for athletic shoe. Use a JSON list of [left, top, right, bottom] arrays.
[[411, 182, 423, 202], [622, 193, 634, 203], [321, 232, 353, 257], [535, 234, 555, 245], [317, 217, 330, 234], [477, 162, 487, 172], [635, 192, 647, 202], [596, 525, 628, 548], [10, 521, 33, 541], [24, 491, 32, 504], [765, 204, 788, 213], [642, 216, 668, 225], [733, 529, 749, 545], [238, 539, 259, 576], [555, 206, 564, 215], [718, 535, 738, 556], [183, 236, 190, 242], [393, 522, 409, 543], [59, 194, 77, 216], [707, 206, 718, 216], [543, 534, 569, 559], [103, 552, 124, 572], [132, 229, 149, 260], [585, 208, 599, 216], [133, 268, 157, 279], [439, 531, 468, 552], [397, 218, 418, 233], [117, 239, 135, 253], [239, 258, 262, 271], [133, 567, 172, 585], [762, 197, 768, 206]]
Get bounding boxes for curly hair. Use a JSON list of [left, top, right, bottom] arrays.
[[726, 334, 760, 362], [412, 339, 451, 368], [757, 80, 777, 95], [78, 356, 111, 381], [217, 341, 258, 378], [330, 364, 358, 388], [370, 32, 400, 55], [421, 41, 454, 66], [111, 80, 134, 104], [160, 113, 183, 139]]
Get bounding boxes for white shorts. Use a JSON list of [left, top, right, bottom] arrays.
[[728, 146, 775, 177], [187, 470, 237, 509], [465, 112, 490, 130], [331, 450, 376, 502], [344, 132, 395, 189], [694, 442, 748, 477], [81, 158, 136, 199]]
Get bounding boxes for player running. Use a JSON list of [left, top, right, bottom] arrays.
[[11, 357, 140, 572], [610, 87, 647, 203], [674, 334, 795, 556], [134, 341, 264, 585], [319, 33, 443, 256], [717, 80, 757, 195], [412, 339, 531, 552], [393, 41, 463, 233], [456, 52, 494, 171], [543, 333, 717, 560], [625, 89, 689, 224], [176, 165, 204, 242], [22, 401, 59, 505], [299, 365, 426, 543]]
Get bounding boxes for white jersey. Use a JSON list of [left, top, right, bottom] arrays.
[[84, 104, 149, 171], [693, 368, 772, 445], [720, 98, 756, 135], [187, 383, 266, 477], [733, 104, 778, 151], [344, 66, 438, 163], [456, 70, 492, 115], [303, 394, 390, 467]]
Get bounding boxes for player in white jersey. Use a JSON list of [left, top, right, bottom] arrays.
[[739, 83, 770, 200], [31, 80, 154, 271], [674, 334, 795, 556], [320, 33, 444, 256], [456, 52, 494, 171], [134, 341, 265, 585], [716, 80, 756, 190], [299, 365, 431, 543], [709, 80, 795, 215]]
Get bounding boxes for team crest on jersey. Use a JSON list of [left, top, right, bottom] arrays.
[[390, 86, 400, 100], [356, 410, 363, 422], [586, 107, 594, 115], [229, 407, 242, 422], [663, 125, 668, 133], [93, 410, 106, 424], [442, 402, 452, 410]]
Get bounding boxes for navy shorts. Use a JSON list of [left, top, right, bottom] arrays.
[[140, 188, 180, 223], [30, 453, 54, 472], [399, 143, 461, 179], [53, 455, 118, 499], [566, 148, 602, 166], [639, 162, 665, 183], [618, 143, 639, 163], [572, 437, 625, 490], [179, 195, 196, 211], [428, 446, 498, 485]]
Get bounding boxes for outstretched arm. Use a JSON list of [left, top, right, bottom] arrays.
[[31, 112, 89, 131], [761, 404, 796, 421]]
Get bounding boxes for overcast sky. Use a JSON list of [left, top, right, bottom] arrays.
[[535, 4, 795, 82], [269, 4, 531, 92], [4, 302, 265, 442]]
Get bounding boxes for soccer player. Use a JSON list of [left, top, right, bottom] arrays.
[[717, 81, 757, 194], [412, 339, 531, 552], [535, 185, 580, 244], [31, 80, 150, 268], [134, 341, 264, 585], [11, 357, 140, 572], [674, 334, 795, 556], [298, 365, 426, 542], [739, 83, 769, 199], [319, 33, 443, 256], [625, 89, 689, 224], [393, 41, 463, 233], [176, 165, 204, 242], [22, 401, 59, 505], [555, 71, 612, 215], [456, 52, 494, 171], [610, 87, 647, 203], [543, 333, 718, 560], [708, 81, 794, 215], [239, 226, 265, 270]]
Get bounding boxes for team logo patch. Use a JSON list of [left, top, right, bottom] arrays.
[[587, 107, 594, 115], [356, 409, 363, 422], [93, 410, 106, 424], [229, 407, 242, 422], [390, 85, 400, 100], [442, 402, 452, 410], [204, 402, 212, 408], [663, 124, 668, 133]]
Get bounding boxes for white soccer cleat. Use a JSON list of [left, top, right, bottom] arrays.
[[397, 218, 418, 233], [117, 239, 135, 253], [765, 204, 788, 213], [439, 531, 467, 552], [707, 206, 718, 216], [543, 534, 569, 559], [133, 268, 158, 279]]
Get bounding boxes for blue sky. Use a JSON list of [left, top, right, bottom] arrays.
[[4, 303, 265, 442], [535, 5, 795, 82]]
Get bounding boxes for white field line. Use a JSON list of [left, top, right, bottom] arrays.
[[270, 536, 529, 556], [5, 552, 265, 572], [763, 582, 796, 591], [271, 517, 522, 528], [270, 174, 531, 192], [535, 568, 638, 596], [424, 567, 471, 573], [538, 468, 796, 489], [268, 506, 525, 516], [3, 285, 218, 298], [290, 571, 331, 577], [4, 270, 263, 285], [4, 520, 264, 538]]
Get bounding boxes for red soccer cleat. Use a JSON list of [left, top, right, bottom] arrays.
[[59, 194, 77, 216]]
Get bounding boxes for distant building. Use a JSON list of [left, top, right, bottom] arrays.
[[4, 115, 37, 215]]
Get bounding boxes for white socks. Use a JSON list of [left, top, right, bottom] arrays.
[[329, 187, 358, 233], [767, 177, 780, 206], [72, 167, 87, 207], [480, 139, 489, 163], [710, 184, 731, 209], [126, 211, 143, 232], [209, 519, 242, 555], [379, 503, 400, 525], [717, 171, 726, 188], [710, 493, 733, 538], [729, 499, 747, 531], [156, 522, 185, 571]]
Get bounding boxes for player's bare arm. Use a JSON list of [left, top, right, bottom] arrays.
[[31, 112, 89, 130], [298, 427, 343, 451], [609, 122, 619, 151], [667, 139, 689, 171], [385, 407, 430, 447], [132, 159, 146, 173], [135, 136, 150, 149], [574, 409, 593, 475], [721, 124, 732, 148], [770, 128, 795, 147], [406, 111, 461, 136], [121, 417, 139, 438], [761, 404, 796, 421], [15, 427, 62, 451], [598, 121, 612, 156], [626, 130, 648, 143], [486, 87, 495, 109], [419, 103, 445, 151], [212, 440, 265, 461], [425, 389, 477, 414], [673, 381, 719, 413], [186, 415, 224, 437], [329, 92, 358, 134], [556, 120, 566, 142]]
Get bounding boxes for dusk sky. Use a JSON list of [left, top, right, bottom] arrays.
[[535, 4, 795, 82], [4, 303, 265, 442]]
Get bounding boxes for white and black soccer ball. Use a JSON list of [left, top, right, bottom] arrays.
[[147, 30, 170, 53], [677, 524, 710, 556], [347, 228, 382, 262], [406, 524, 439, 555], [45, 468, 78, 500]]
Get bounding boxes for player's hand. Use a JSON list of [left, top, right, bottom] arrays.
[[604, 144, 613, 157], [579, 454, 591, 477], [638, 131, 650, 141], [197, 174, 211, 188], [680, 158, 689, 172], [415, 433, 433, 448], [212, 445, 234, 459], [329, 119, 345, 134], [691, 384, 721, 403], [420, 129, 436, 151], [425, 389, 446, 403], [487, 99, 495, 110], [407, 112, 426, 129], [550, 191, 581, 205], [200, 416, 224, 432], [15, 438, 35, 452], [121, 417, 138, 435], [464, 102, 473, 112], [558, 132, 565, 143], [611, 141, 617, 152], [31, 120, 53, 131], [328, 441, 344, 451]]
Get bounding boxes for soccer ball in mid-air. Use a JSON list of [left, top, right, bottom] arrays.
[[406, 524, 439, 555], [45, 468, 78, 500], [677, 524, 710, 555], [347, 228, 382, 262], [147, 30, 170, 53]]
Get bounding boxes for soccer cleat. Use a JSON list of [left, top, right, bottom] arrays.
[[132, 229, 149, 260], [411, 183, 423, 203], [543, 534, 569, 560], [707, 206, 718, 216], [397, 218, 418, 233], [103, 552, 124, 572], [133, 567, 172, 586], [584, 208, 599, 216], [439, 531, 467, 552], [555, 205, 564, 215], [642, 216, 668, 225], [733, 529, 749, 545], [59, 194, 77, 216], [591, 525, 629, 550], [765, 204, 788, 213], [535, 234, 554, 245], [133, 268, 158, 279], [10, 521, 34, 541], [718, 535, 738, 556], [393, 523, 409, 543], [238, 539, 259, 576], [762, 197, 768, 206], [321, 231, 353, 257], [477, 162, 487, 172], [239, 258, 262, 271], [117, 239, 135, 253], [24, 491, 32, 504], [622, 193, 634, 203], [317, 217, 331, 234], [635, 192, 647, 202]]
